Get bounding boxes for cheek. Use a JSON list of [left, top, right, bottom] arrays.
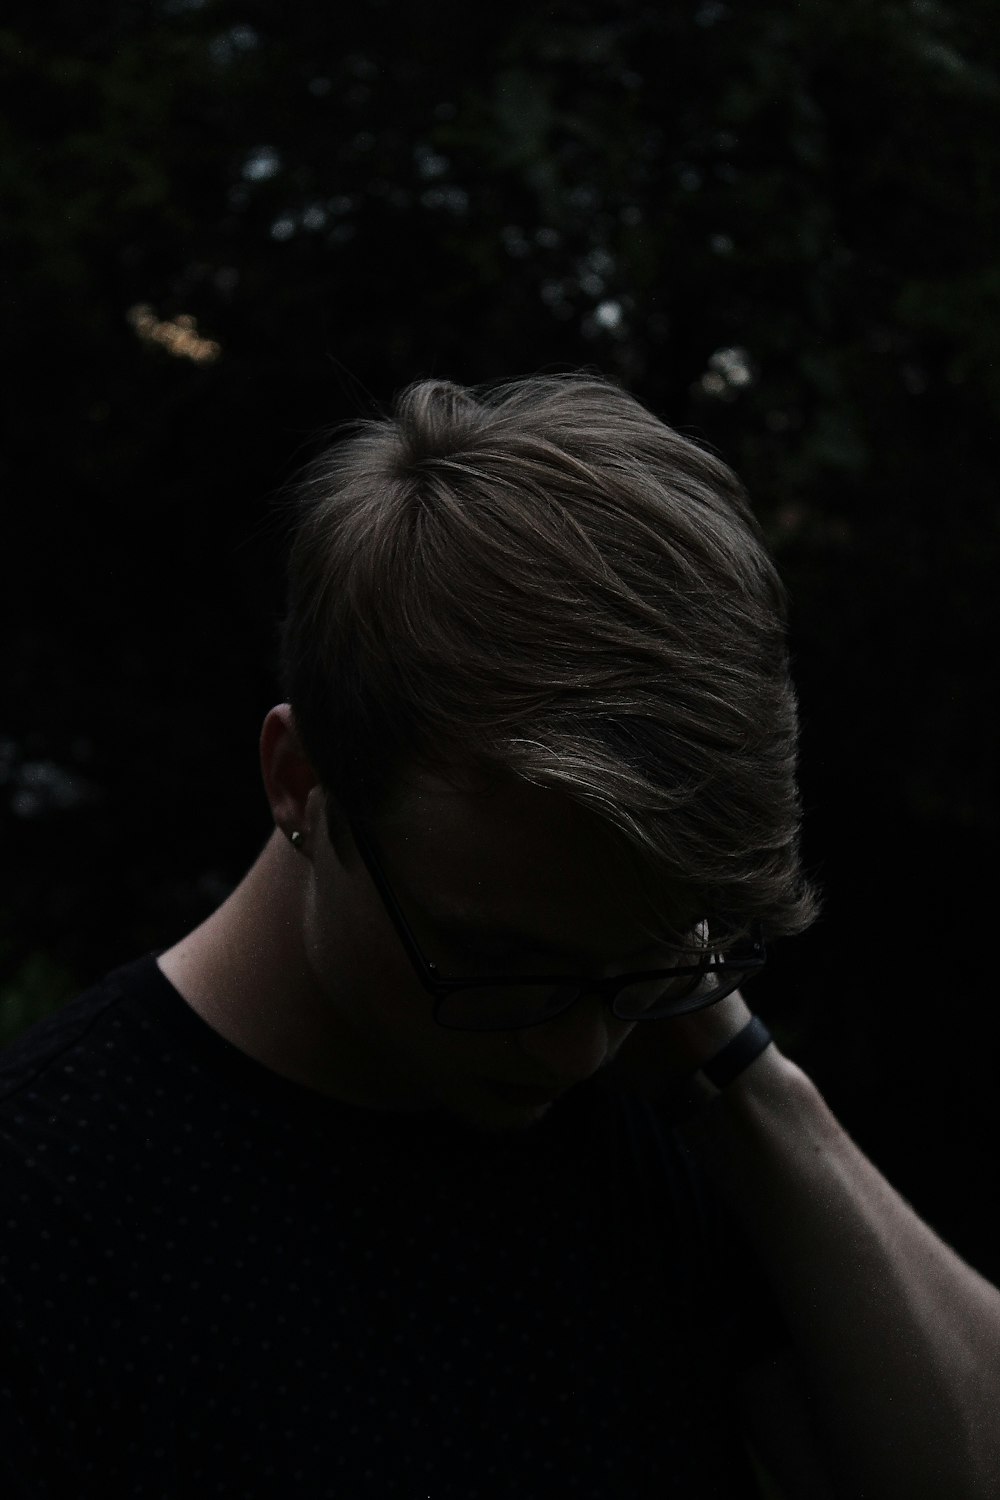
[[609, 1018, 638, 1060], [302, 888, 437, 1043], [300, 873, 520, 1074], [300, 876, 389, 1012], [310, 903, 413, 1020]]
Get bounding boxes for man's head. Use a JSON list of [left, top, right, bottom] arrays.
[[276, 371, 819, 956], [260, 374, 819, 1128]]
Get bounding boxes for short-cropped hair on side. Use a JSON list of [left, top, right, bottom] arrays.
[[276, 372, 821, 950]]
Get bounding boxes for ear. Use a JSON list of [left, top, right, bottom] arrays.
[[260, 704, 319, 838]]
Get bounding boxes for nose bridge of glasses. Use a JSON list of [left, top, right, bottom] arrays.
[[541, 973, 633, 1023], [520, 979, 623, 1040]]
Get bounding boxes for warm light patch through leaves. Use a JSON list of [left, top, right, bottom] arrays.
[[127, 304, 221, 364]]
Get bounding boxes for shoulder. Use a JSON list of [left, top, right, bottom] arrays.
[[0, 958, 148, 1119], [0, 953, 171, 1223]]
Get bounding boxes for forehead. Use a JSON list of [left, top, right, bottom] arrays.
[[374, 766, 691, 952]]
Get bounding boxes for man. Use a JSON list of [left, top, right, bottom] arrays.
[[2, 374, 997, 1497]]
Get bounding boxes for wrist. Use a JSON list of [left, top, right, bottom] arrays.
[[667, 1015, 780, 1126]]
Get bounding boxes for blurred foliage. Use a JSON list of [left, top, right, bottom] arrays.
[[0, 943, 78, 1049], [1, 0, 998, 1271]]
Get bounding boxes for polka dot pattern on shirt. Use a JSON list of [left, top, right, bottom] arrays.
[[0, 953, 788, 1498]]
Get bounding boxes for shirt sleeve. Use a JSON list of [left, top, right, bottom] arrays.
[[624, 1083, 795, 1376], [669, 1123, 795, 1374]]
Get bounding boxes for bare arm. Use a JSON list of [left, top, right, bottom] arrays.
[[670, 999, 1000, 1500]]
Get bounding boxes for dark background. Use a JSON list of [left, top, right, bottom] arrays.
[[2, 1, 998, 1280]]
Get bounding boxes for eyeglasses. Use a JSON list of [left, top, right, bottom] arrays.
[[349, 820, 767, 1033]]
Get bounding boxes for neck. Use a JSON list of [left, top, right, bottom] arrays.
[[157, 832, 338, 1094]]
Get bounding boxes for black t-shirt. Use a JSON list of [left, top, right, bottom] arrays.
[[0, 953, 790, 1498]]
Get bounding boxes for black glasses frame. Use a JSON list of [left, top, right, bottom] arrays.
[[349, 820, 767, 1032]]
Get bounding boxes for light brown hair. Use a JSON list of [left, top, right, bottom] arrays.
[[277, 372, 821, 950]]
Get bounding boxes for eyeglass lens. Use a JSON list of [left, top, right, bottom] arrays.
[[433, 962, 752, 1032]]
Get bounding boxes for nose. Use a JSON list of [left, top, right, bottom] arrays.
[[510, 990, 633, 1086]]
